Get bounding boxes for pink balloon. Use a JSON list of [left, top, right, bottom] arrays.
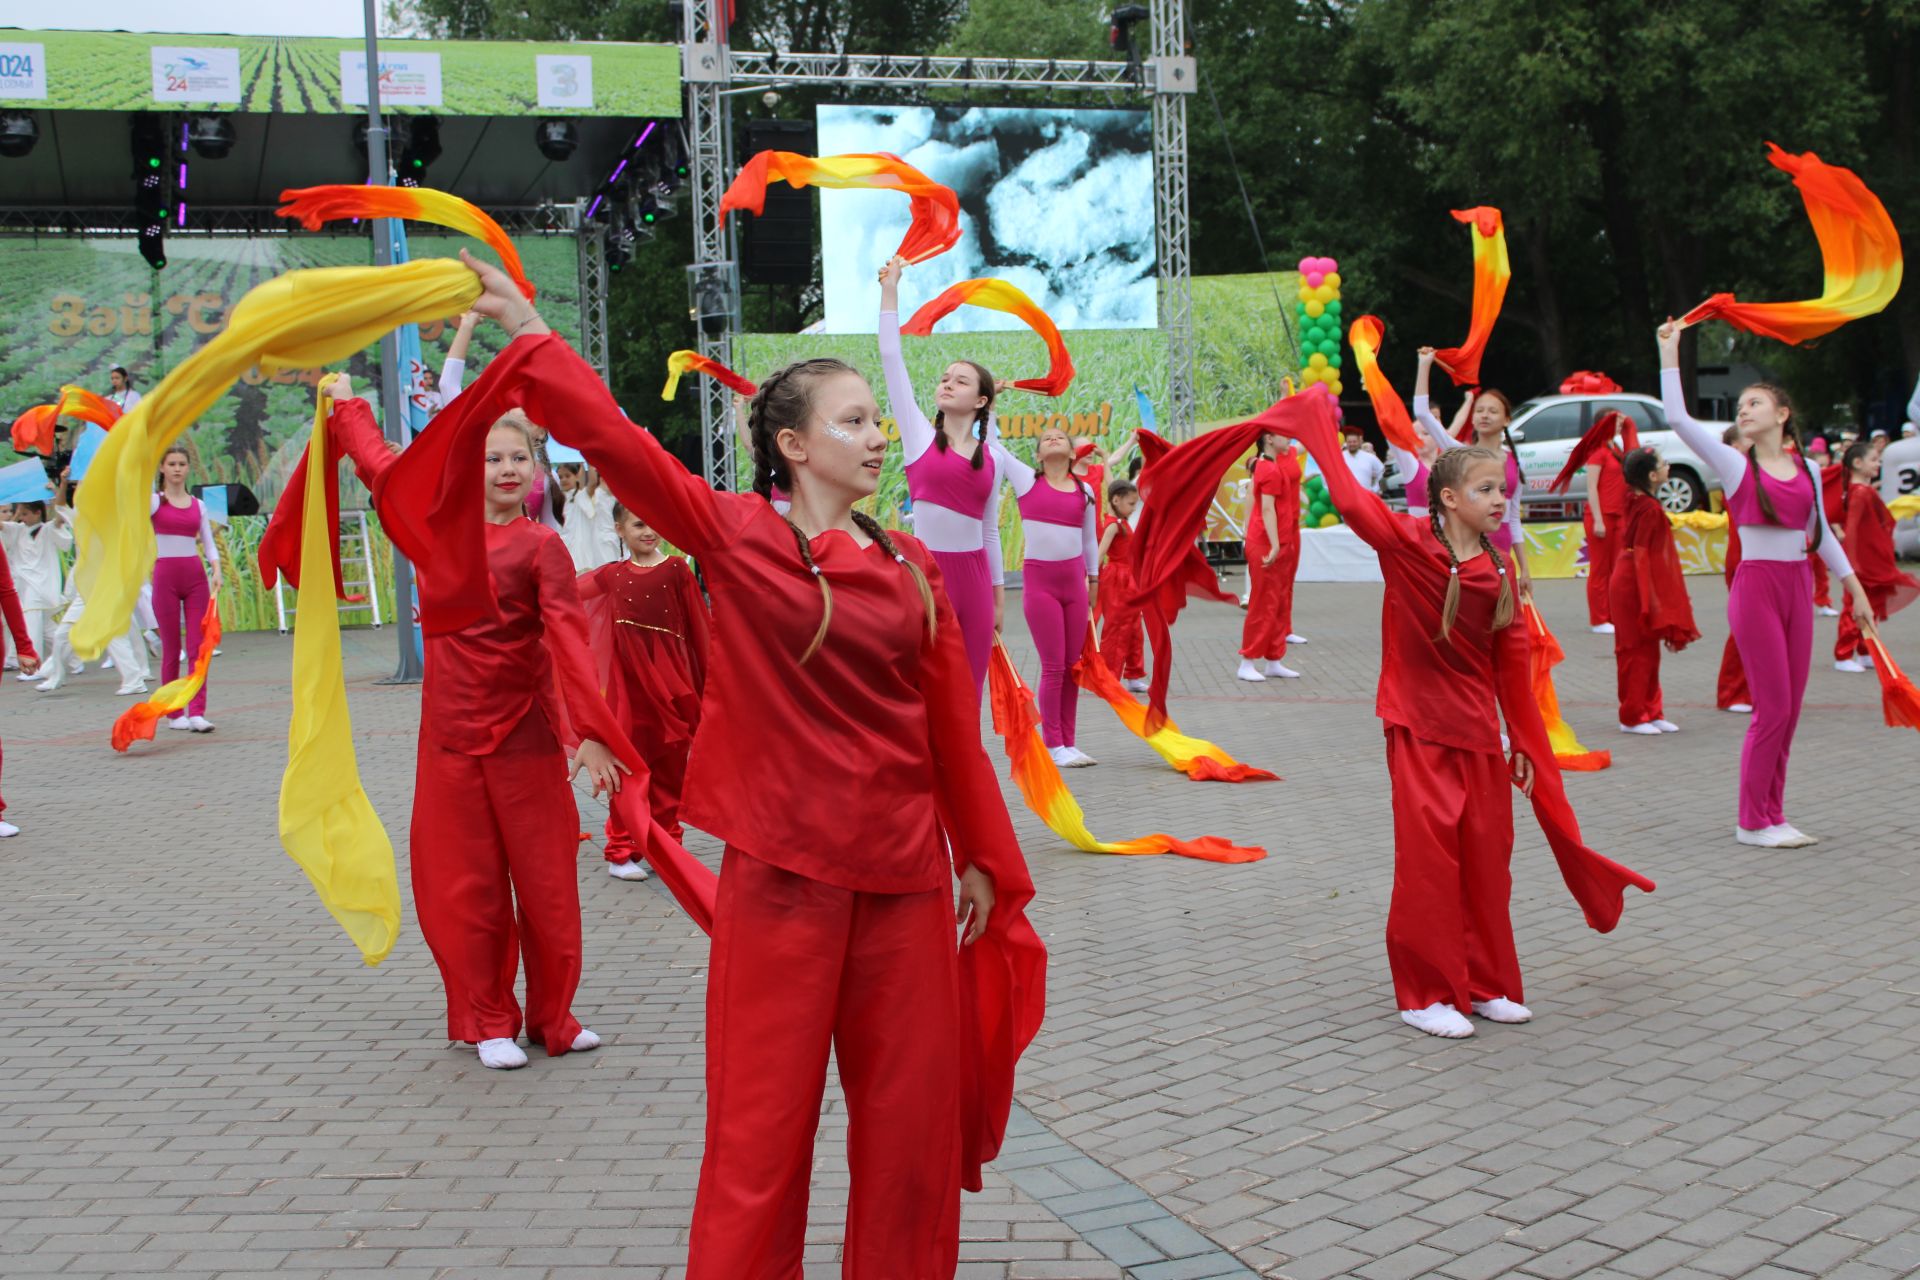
[[1305, 272, 1324, 288], [1321, 258, 1339, 273], [1297, 256, 1314, 272]]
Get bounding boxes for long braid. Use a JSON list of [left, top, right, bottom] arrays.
[[851, 510, 938, 646], [1429, 501, 1464, 642], [780, 516, 834, 666], [1481, 533, 1516, 630]]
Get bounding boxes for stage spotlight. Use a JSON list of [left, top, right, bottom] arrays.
[[131, 114, 168, 270], [607, 216, 635, 272], [186, 114, 236, 160], [692, 265, 730, 337], [398, 114, 441, 185], [0, 112, 38, 159], [535, 119, 578, 162], [1109, 4, 1150, 76]]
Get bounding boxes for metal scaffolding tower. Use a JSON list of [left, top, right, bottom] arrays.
[[680, 0, 1195, 489]]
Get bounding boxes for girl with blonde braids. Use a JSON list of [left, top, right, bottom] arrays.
[[1266, 397, 1652, 1040], [428, 254, 1046, 1278]]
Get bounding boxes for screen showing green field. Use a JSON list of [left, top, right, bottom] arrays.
[[0, 29, 679, 116]]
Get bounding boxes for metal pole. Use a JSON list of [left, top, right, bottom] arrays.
[[363, 0, 424, 683]]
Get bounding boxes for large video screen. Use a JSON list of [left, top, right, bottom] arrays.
[[816, 104, 1155, 334]]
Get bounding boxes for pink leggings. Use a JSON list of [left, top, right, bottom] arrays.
[[153, 556, 210, 718], [1727, 559, 1810, 830], [930, 547, 994, 706], [1022, 557, 1088, 749]]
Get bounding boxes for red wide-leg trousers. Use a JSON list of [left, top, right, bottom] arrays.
[[1383, 726, 1522, 1014], [1239, 537, 1298, 660], [1584, 507, 1614, 627], [1099, 564, 1146, 681], [1609, 568, 1664, 726], [410, 709, 585, 1055], [689, 848, 961, 1280]]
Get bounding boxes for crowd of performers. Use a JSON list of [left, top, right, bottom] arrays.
[[14, 216, 1919, 1271]]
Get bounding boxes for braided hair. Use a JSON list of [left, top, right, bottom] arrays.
[[1622, 447, 1662, 500], [1741, 383, 1823, 551], [746, 356, 937, 665], [930, 360, 995, 470], [1425, 445, 1516, 643]]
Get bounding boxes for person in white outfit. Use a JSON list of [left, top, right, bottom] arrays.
[[1, 497, 72, 679], [554, 464, 622, 572], [1340, 426, 1386, 493]]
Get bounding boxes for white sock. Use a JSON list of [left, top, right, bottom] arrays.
[[1400, 1003, 1474, 1038], [571, 1028, 601, 1052], [1235, 659, 1266, 682], [1264, 661, 1300, 678], [1770, 824, 1818, 847], [1652, 719, 1679, 733], [1726, 703, 1753, 714], [0, 820, 19, 838], [1618, 722, 1661, 735], [477, 1038, 528, 1069], [1286, 633, 1308, 644], [1471, 997, 1533, 1023]]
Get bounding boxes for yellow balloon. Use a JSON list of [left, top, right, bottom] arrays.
[[1319, 512, 1341, 528], [1324, 272, 1342, 289], [1305, 299, 1325, 318], [1312, 285, 1335, 304], [1297, 284, 1314, 302], [1307, 352, 1328, 370], [1327, 379, 1344, 396]]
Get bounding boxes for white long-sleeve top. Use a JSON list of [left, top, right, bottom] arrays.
[[878, 309, 1007, 583], [1414, 394, 1523, 546], [989, 442, 1100, 574], [439, 355, 467, 408], [1659, 368, 1852, 577], [559, 486, 622, 572], [1, 508, 74, 610]]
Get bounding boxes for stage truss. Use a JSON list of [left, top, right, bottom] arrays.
[[681, 0, 1195, 491]]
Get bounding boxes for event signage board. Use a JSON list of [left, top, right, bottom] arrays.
[[150, 46, 243, 103], [0, 28, 679, 116]]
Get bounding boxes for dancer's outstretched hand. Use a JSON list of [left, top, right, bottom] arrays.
[[1508, 748, 1536, 798], [1851, 590, 1876, 636], [461, 249, 547, 338], [957, 865, 995, 946], [321, 372, 354, 401], [570, 739, 632, 798]]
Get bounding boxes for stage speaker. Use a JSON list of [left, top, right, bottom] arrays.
[[739, 118, 816, 286], [194, 483, 259, 519]]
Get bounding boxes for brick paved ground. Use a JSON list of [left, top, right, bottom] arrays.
[[3, 572, 1918, 1279]]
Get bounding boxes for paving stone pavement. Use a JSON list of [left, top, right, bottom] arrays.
[[3, 571, 1919, 1280]]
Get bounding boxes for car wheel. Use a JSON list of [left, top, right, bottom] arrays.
[[1658, 467, 1707, 513]]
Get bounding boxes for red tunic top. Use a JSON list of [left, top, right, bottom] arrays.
[[1614, 489, 1700, 652], [1246, 455, 1301, 556], [578, 557, 709, 748], [1839, 481, 1920, 619]]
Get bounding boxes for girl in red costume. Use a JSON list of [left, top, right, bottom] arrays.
[[429, 255, 1045, 1278], [1609, 449, 1700, 734], [1097, 479, 1148, 692], [1245, 394, 1652, 1039], [1236, 431, 1303, 682], [0, 537, 43, 838], [578, 506, 710, 875], [1833, 441, 1920, 672], [315, 372, 626, 1072], [1581, 414, 1641, 634]]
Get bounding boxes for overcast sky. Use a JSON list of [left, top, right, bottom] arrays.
[[0, 3, 402, 38]]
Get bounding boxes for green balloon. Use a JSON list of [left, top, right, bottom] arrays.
[[1318, 339, 1339, 357], [1327, 353, 1343, 369], [1325, 300, 1342, 316]]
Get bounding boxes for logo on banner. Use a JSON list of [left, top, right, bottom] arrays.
[[339, 51, 444, 106], [0, 42, 48, 99], [406, 354, 442, 419], [151, 47, 243, 103], [535, 55, 593, 109]]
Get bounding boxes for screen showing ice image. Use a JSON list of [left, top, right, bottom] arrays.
[[816, 103, 1155, 334]]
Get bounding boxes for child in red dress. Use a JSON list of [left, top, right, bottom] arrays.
[[1609, 448, 1700, 734], [579, 506, 710, 875], [1833, 441, 1920, 671]]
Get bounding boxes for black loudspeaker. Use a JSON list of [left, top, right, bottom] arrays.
[[739, 119, 816, 286], [193, 483, 260, 518]]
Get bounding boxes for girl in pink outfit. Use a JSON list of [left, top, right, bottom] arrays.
[[993, 427, 1100, 769], [1412, 348, 1532, 594], [151, 445, 222, 732], [1655, 322, 1869, 848], [878, 256, 1005, 698]]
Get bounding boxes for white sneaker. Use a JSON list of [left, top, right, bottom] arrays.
[[15, 670, 38, 682], [1817, 605, 1841, 617], [607, 860, 650, 881], [1736, 825, 1814, 848], [1590, 623, 1615, 634], [1400, 1003, 1474, 1038], [66, 660, 83, 674], [0, 820, 18, 838], [1235, 659, 1267, 682], [1472, 997, 1533, 1023], [1652, 719, 1679, 733], [1121, 677, 1149, 693], [1770, 824, 1818, 847], [1835, 658, 1867, 673], [187, 716, 215, 733], [477, 1038, 528, 1070], [167, 716, 194, 731], [571, 1028, 601, 1052], [1064, 747, 1097, 767], [1725, 703, 1754, 714], [1049, 745, 1079, 768], [1264, 661, 1301, 679], [1618, 722, 1661, 735], [34, 676, 58, 693], [1286, 633, 1308, 644], [102, 656, 115, 670], [115, 683, 148, 696]]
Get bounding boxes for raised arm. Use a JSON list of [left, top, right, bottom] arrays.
[[439, 311, 479, 406], [1286, 409, 1406, 553], [1413, 347, 1462, 452], [878, 257, 937, 465], [1656, 323, 1746, 495]]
